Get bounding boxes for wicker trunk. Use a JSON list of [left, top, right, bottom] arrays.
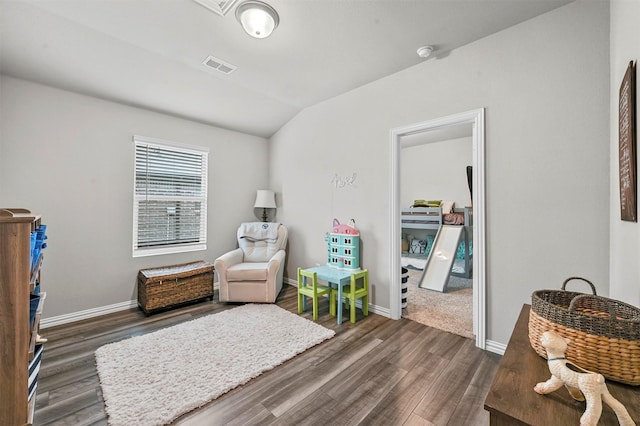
[[138, 261, 214, 314]]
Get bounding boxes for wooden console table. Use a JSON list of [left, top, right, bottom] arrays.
[[484, 304, 639, 425]]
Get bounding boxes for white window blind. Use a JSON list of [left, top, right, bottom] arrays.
[[133, 135, 208, 257]]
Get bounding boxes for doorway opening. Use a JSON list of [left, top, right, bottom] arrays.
[[389, 109, 486, 349], [400, 127, 474, 338]]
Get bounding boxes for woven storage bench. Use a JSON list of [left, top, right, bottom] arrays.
[[529, 277, 640, 386], [138, 261, 214, 314]]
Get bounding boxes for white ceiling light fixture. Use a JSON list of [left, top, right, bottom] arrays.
[[417, 45, 434, 59], [235, 0, 279, 39]]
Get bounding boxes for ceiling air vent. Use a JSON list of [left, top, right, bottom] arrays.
[[202, 55, 237, 74], [192, 0, 239, 16]]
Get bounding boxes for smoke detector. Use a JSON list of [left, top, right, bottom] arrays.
[[417, 45, 434, 59]]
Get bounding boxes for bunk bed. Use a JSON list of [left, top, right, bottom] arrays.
[[401, 206, 473, 278]]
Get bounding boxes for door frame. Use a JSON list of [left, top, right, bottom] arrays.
[[389, 108, 486, 349]]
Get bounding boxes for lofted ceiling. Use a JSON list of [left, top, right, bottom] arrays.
[[0, 0, 573, 138]]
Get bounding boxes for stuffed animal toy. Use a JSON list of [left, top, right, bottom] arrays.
[[533, 330, 635, 426]]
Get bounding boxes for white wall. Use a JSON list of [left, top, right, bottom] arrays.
[[609, 0, 640, 307], [0, 76, 269, 318], [401, 137, 473, 209], [271, 0, 610, 345]]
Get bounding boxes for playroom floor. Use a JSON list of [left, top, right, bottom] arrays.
[[402, 266, 474, 339]]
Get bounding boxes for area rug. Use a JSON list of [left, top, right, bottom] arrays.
[[95, 304, 335, 426], [402, 268, 474, 339]]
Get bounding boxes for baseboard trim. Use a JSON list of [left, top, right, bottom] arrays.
[[485, 339, 506, 355], [41, 300, 138, 329], [285, 277, 297, 286]]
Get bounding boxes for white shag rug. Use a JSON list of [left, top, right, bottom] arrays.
[[95, 304, 335, 426]]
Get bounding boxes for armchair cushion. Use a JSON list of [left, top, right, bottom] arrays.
[[227, 262, 268, 281]]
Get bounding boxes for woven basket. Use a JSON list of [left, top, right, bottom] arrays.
[[529, 277, 640, 386]]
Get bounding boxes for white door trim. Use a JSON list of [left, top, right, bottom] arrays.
[[389, 108, 486, 349]]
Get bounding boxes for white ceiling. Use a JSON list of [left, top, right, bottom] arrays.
[[0, 0, 573, 138]]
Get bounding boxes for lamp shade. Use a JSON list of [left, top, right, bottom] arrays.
[[235, 1, 279, 39], [254, 190, 276, 208]]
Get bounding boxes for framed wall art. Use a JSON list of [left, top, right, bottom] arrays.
[[619, 60, 637, 222]]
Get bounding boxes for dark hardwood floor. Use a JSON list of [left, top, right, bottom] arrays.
[[34, 284, 501, 426]]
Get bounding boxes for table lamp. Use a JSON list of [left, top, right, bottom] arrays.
[[254, 189, 276, 222]]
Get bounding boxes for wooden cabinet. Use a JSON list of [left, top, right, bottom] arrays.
[[484, 304, 639, 425], [0, 208, 44, 426]]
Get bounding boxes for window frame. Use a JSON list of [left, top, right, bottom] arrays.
[[132, 135, 209, 258]]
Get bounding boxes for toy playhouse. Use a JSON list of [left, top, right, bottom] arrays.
[[325, 218, 360, 270]]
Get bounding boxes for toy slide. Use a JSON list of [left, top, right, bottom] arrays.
[[418, 225, 464, 292]]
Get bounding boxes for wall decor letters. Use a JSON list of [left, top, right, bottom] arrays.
[[331, 172, 357, 189]]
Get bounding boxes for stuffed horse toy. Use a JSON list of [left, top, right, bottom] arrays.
[[533, 330, 635, 426]]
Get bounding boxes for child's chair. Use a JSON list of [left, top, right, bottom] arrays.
[[335, 269, 369, 323], [297, 267, 333, 321]]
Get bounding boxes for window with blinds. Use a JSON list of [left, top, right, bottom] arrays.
[[133, 135, 208, 257]]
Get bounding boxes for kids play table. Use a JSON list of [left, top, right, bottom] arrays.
[[301, 265, 365, 325]]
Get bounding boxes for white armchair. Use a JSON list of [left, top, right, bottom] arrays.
[[214, 222, 288, 303]]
